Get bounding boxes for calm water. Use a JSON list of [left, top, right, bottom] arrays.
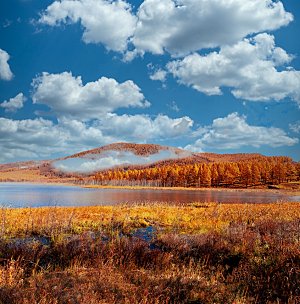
[[0, 183, 299, 208]]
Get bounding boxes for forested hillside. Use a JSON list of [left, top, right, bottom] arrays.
[[90, 156, 299, 188], [1, 143, 299, 188]]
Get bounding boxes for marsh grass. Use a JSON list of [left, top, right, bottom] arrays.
[[0, 202, 299, 303]]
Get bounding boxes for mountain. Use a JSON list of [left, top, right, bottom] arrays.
[[47, 142, 267, 175], [0, 142, 293, 185], [51, 142, 194, 173], [55, 142, 265, 170], [0, 143, 190, 182]]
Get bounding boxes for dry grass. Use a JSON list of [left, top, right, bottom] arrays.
[[84, 184, 300, 192], [0, 202, 299, 303], [0, 168, 48, 182], [0, 168, 74, 183], [1, 202, 299, 237]]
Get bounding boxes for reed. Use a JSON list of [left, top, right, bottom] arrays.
[[0, 202, 299, 303]]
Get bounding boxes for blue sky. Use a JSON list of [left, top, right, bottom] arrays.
[[0, 0, 299, 163]]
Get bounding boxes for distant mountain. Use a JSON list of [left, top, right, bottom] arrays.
[[51, 142, 194, 173], [0, 142, 286, 183], [64, 142, 185, 159], [52, 142, 267, 174]]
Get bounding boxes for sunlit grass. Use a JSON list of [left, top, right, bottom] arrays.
[[0, 202, 299, 303], [1, 202, 299, 238]]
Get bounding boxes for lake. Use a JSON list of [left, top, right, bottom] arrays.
[[0, 183, 299, 208]]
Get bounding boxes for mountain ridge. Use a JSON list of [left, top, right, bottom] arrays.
[[0, 142, 268, 170], [1, 142, 296, 185]]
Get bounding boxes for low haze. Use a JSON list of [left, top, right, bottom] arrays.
[[53, 149, 191, 173]]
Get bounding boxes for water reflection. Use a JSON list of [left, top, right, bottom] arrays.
[[0, 183, 298, 208]]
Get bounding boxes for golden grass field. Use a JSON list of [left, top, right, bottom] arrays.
[[1, 202, 299, 237], [0, 168, 74, 184], [0, 202, 299, 303]]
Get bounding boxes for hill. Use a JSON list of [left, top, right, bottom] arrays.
[[0, 142, 298, 188], [59, 142, 268, 170]]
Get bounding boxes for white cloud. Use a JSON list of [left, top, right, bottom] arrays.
[[2, 20, 13, 28], [39, 0, 292, 57], [53, 149, 190, 173], [0, 117, 113, 163], [0, 49, 13, 81], [39, 0, 137, 52], [98, 113, 193, 140], [289, 121, 300, 134], [132, 0, 292, 56], [167, 34, 300, 104], [167, 100, 179, 112], [149, 69, 167, 82], [185, 112, 298, 151], [0, 111, 297, 163], [0, 117, 63, 162], [0, 113, 194, 163], [1, 93, 26, 113], [32, 72, 149, 119]]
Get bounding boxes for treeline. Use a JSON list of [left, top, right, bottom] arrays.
[[87, 156, 300, 188]]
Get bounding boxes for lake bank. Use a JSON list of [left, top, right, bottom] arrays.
[[83, 183, 300, 195], [1, 178, 299, 194]]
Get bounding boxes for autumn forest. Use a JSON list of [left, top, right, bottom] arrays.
[[89, 156, 300, 188]]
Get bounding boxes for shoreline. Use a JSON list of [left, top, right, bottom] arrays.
[[1, 180, 299, 196], [83, 184, 300, 196]]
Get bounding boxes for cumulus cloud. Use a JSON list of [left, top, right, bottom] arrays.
[[0, 49, 13, 81], [1, 93, 26, 113], [0, 117, 63, 162], [39, 0, 137, 52], [32, 72, 149, 119], [0, 117, 113, 163], [0, 111, 297, 163], [0, 112, 194, 163], [39, 0, 292, 57], [168, 34, 300, 104], [185, 113, 298, 152], [149, 69, 167, 82], [134, 0, 292, 56], [97, 113, 193, 140]]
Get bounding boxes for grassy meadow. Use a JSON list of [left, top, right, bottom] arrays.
[[0, 202, 299, 303]]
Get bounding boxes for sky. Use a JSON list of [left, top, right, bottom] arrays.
[[0, 0, 300, 164]]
